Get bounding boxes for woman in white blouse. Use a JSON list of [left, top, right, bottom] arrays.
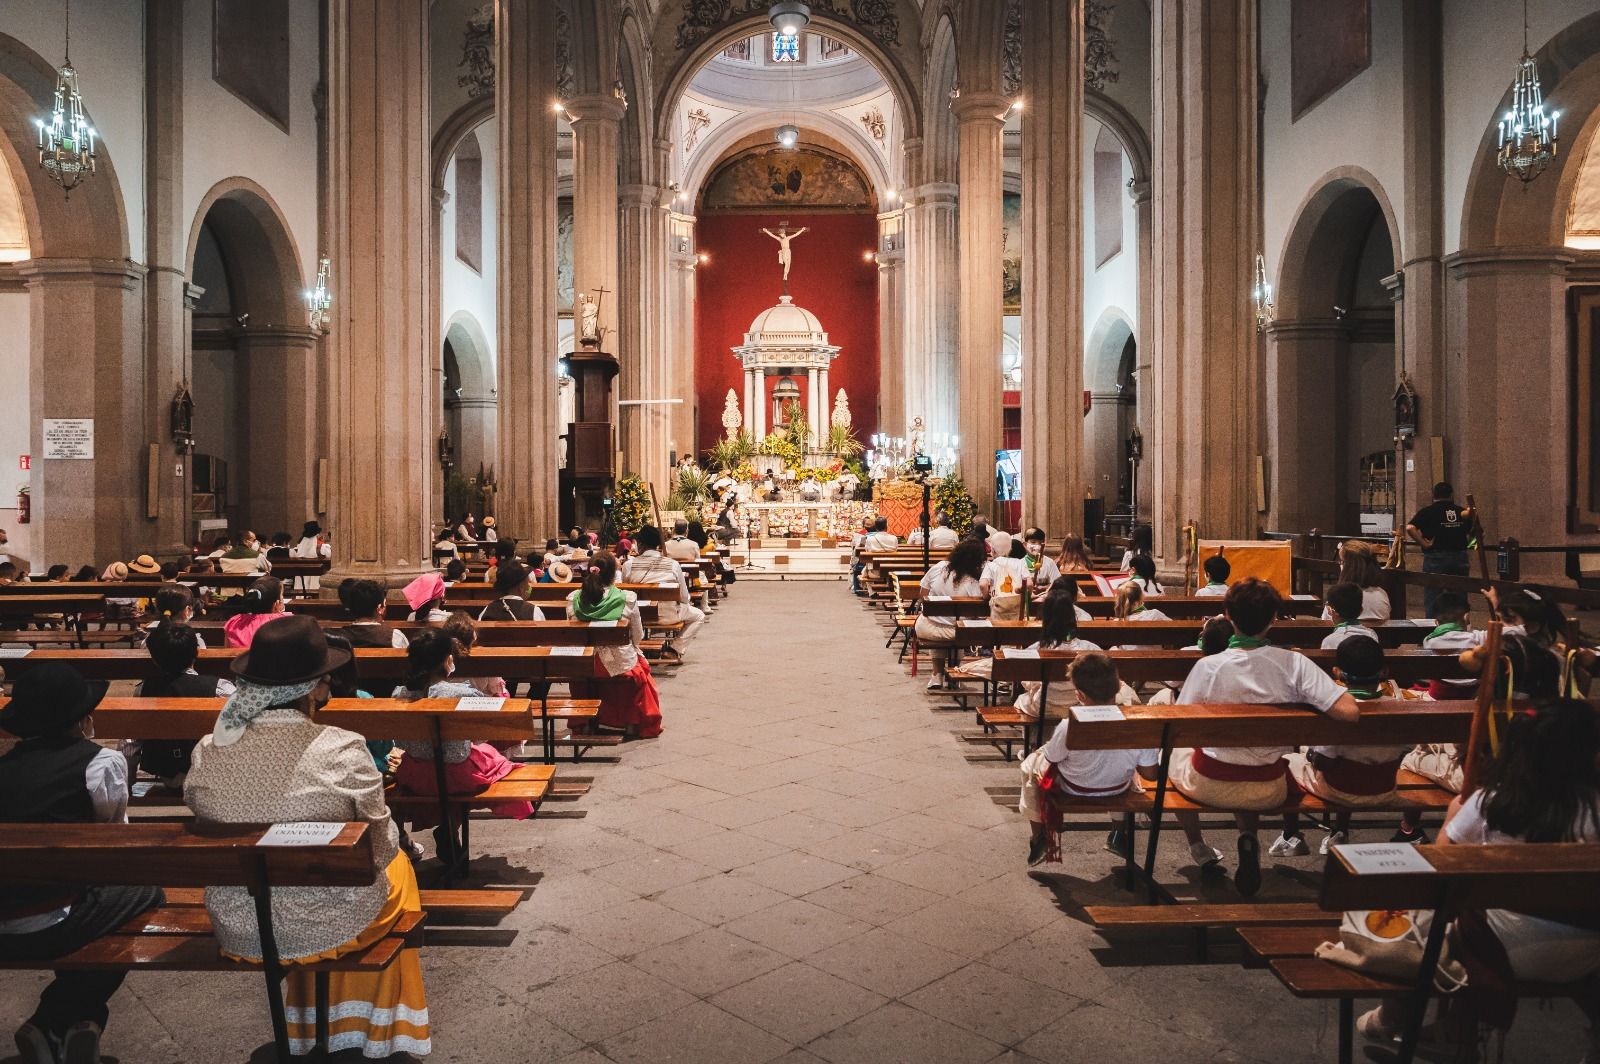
[[916, 540, 987, 690]]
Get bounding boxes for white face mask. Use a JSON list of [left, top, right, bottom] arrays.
[[1026, 543, 1042, 557]]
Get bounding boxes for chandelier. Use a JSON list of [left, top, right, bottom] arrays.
[[775, 123, 800, 148], [35, 0, 96, 198], [1497, 0, 1560, 184], [1252, 253, 1275, 331], [305, 257, 332, 333], [768, 2, 810, 37]]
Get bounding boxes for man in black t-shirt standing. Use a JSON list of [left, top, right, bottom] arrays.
[[1405, 482, 1472, 616]]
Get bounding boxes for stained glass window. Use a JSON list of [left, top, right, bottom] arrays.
[[772, 32, 799, 62]]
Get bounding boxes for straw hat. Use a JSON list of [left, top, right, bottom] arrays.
[[128, 554, 161, 576]]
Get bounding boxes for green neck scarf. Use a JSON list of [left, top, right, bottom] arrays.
[[1227, 634, 1270, 650], [571, 585, 627, 622], [1346, 686, 1383, 700], [1333, 620, 1359, 630], [1428, 622, 1465, 640]]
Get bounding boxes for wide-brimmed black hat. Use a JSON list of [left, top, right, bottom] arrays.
[[0, 664, 109, 739], [230, 614, 352, 684], [301, 521, 323, 537]]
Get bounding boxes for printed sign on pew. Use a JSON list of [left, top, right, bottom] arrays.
[[1333, 842, 1436, 875], [257, 822, 347, 847]]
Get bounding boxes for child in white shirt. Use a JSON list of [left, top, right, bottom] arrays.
[[1127, 554, 1164, 596], [981, 540, 1033, 621], [1012, 581, 1119, 719], [1320, 581, 1380, 650], [1194, 554, 1230, 597], [1166, 578, 1359, 895]]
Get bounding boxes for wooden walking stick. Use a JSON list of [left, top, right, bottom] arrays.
[[1459, 619, 1504, 798], [1465, 493, 1490, 582]]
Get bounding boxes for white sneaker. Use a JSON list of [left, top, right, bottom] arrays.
[[1188, 840, 1223, 867], [1320, 830, 1347, 856], [1267, 832, 1309, 857]]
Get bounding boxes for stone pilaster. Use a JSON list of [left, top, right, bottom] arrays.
[[144, 0, 189, 558], [568, 94, 626, 344], [1130, 178, 1153, 522], [667, 207, 699, 457], [1149, 0, 1260, 555], [1020, 0, 1084, 535], [496, 0, 560, 539], [899, 173, 959, 441], [325, 0, 432, 581], [874, 207, 904, 440], [1398, 0, 1445, 521], [1264, 319, 1344, 533], [953, 93, 1008, 512], [20, 259, 147, 568], [618, 182, 672, 489]]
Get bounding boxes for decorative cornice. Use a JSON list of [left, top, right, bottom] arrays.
[[1443, 245, 1578, 275], [15, 258, 146, 291]]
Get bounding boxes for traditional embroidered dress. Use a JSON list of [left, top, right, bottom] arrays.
[[567, 586, 662, 737], [388, 680, 533, 826], [184, 684, 430, 1057]]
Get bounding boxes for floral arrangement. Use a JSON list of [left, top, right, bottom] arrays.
[[933, 474, 977, 536], [611, 474, 652, 536]]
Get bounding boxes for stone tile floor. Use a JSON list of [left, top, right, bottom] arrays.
[[3, 581, 1588, 1062]]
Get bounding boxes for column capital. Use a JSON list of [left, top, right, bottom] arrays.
[[1263, 318, 1346, 341], [183, 282, 207, 310], [1381, 270, 1404, 302], [234, 325, 322, 350], [16, 257, 146, 290], [905, 182, 960, 207], [564, 93, 628, 127], [619, 183, 671, 210], [1128, 179, 1151, 206], [950, 92, 1011, 126]]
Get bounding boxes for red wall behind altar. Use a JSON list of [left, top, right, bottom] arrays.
[[694, 212, 880, 457]]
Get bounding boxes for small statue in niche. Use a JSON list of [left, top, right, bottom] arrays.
[[1393, 373, 1418, 447]]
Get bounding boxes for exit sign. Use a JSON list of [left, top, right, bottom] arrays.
[[17, 455, 29, 471]]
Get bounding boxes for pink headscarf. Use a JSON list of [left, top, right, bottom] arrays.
[[402, 571, 445, 612]]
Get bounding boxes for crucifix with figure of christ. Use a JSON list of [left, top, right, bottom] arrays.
[[761, 221, 808, 293]]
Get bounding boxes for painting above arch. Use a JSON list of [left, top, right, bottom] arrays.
[[702, 146, 872, 211]]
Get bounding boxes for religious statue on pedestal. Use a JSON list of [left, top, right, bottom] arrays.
[[909, 415, 926, 457], [722, 388, 743, 440], [831, 388, 852, 430], [577, 292, 601, 344]]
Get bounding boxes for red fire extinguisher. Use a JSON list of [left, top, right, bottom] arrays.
[[17, 489, 29, 524]]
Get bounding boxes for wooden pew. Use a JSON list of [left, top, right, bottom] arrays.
[[951, 619, 1433, 651], [0, 594, 110, 647], [1245, 843, 1600, 1064], [1, 645, 598, 684], [179, 617, 633, 648], [1045, 698, 1475, 902], [39, 697, 557, 870], [0, 821, 410, 1061]]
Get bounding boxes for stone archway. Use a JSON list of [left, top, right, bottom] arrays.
[[0, 32, 140, 567], [1268, 171, 1400, 536], [1084, 308, 1136, 512], [442, 310, 497, 490], [186, 179, 316, 542]]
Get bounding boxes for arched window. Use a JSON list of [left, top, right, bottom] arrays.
[[454, 130, 483, 273]]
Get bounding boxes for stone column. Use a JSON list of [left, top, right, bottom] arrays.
[[618, 182, 672, 489], [667, 206, 699, 457], [1445, 248, 1574, 560], [819, 364, 831, 436], [875, 207, 904, 438], [743, 367, 755, 437], [568, 94, 626, 345], [324, 0, 432, 583], [496, 0, 560, 538], [953, 94, 1008, 511], [752, 371, 765, 440], [900, 143, 959, 440], [1264, 319, 1343, 533], [20, 260, 147, 568], [1021, 0, 1085, 535], [1397, 0, 1445, 521], [1130, 178, 1153, 522], [1149, 0, 1260, 557], [237, 326, 321, 538], [807, 368, 821, 442], [144, 0, 190, 558]]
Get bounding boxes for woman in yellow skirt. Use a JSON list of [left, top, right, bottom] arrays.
[[184, 615, 431, 1057]]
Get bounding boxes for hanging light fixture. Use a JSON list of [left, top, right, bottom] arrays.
[[35, 0, 97, 198], [775, 123, 800, 148], [1252, 253, 1275, 331], [768, 2, 811, 37], [305, 257, 332, 333], [1497, 0, 1560, 184]]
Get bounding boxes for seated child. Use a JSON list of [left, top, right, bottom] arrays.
[[1276, 636, 1410, 855], [1195, 554, 1230, 597], [127, 621, 236, 790], [1019, 653, 1159, 866], [1127, 553, 1164, 596], [1420, 590, 1478, 700], [1013, 581, 1131, 720], [1112, 580, 1170, 622], [1320, 581, 1380, 650]]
